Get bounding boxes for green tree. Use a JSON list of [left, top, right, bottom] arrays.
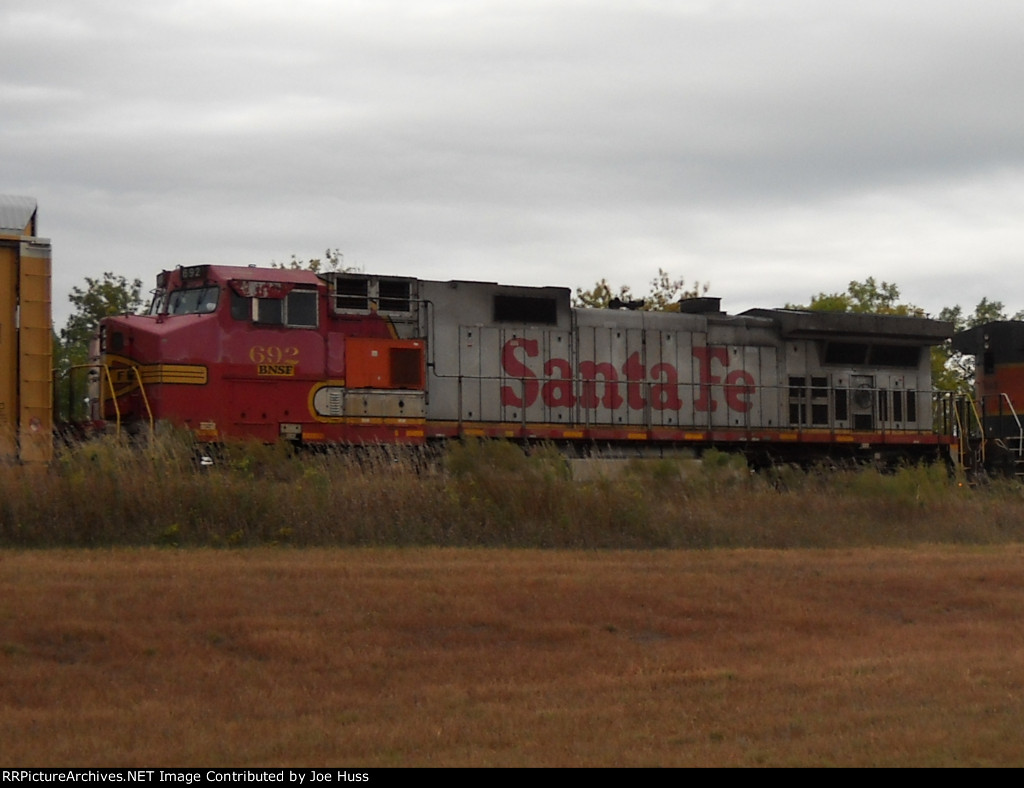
[[573, 268, 709, 311], [273, 248, 351, 274], [937, 297, 1024, 333], [55, 272, 143, 422], [792, 277, 922, 316], [61, 272, 144, 349]]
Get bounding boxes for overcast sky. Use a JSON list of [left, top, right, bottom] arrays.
[[5, 0, 1024, 330]]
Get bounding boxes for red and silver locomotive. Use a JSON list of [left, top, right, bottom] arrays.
[[96, 264, 956, 464]]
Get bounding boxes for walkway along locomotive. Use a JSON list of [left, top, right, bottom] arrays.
[[91, 264, 959, 466]]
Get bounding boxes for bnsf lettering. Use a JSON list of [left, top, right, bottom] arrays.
[[499, 338, 755, 412], [258, 364, 296, 377]]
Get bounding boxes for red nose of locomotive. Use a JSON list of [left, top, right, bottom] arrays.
[[96, 270, 220, 433]]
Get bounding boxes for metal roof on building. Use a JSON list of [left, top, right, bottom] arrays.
[[0, 194, 39, 235]]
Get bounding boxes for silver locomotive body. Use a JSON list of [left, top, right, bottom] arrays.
[[388, 275, 949, 457]]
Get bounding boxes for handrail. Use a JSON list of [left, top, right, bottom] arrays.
[[952, 397, 967, 467], [100, 364, 121, 433], [128, 365, 155, 438], [999, 392, 1023, 458], [961, 394, 985, 468], [58, 362, 154, 440]]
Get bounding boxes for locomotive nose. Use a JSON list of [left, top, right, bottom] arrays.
[[100, 312, 161, 362], [101, 319, 128, 356], [96, 314, 160, 430]]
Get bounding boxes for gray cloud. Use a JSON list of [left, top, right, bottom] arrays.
[[4, 0, 1024, 327]]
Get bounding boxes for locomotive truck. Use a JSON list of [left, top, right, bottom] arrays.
[[92, 263, 959, 467]]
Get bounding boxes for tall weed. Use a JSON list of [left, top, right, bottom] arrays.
[[2, 434, 1024, 548]]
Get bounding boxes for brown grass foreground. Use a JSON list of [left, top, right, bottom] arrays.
[[3, 546, 1024, 767]]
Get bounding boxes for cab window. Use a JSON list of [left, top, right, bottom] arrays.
[[252, 288, 319, 328], [166, 286, 220, 315]]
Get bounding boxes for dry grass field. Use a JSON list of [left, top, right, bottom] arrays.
[[3, 546, 1024, 767]]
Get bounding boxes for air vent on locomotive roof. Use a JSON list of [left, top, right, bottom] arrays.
[[676, 297, 722, 314]]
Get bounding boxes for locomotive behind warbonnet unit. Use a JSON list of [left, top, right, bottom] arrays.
[[952, 322, 1024, 476], [95, 264, 956, 464]]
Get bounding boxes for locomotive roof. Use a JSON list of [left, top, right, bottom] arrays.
[[743, 308, 953, 344], [0, 195, 39, 236], [189, 266, 952, 346], [198, 264, 323, 284]]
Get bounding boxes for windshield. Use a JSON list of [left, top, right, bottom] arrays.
[[165, 286, 220, 315]]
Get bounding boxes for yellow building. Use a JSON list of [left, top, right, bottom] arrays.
[[0, 195, 53, 464]]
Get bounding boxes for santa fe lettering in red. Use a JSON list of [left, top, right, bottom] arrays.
[[499, 339, 754, 413]]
